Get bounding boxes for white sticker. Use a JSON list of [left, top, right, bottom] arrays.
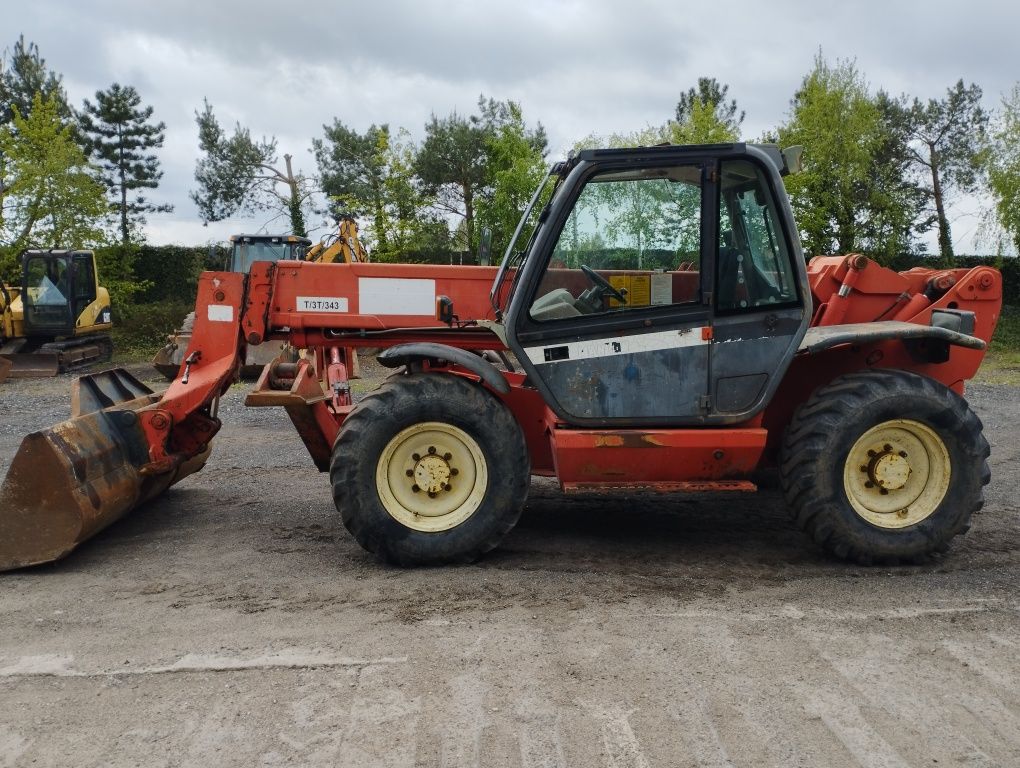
[[524, 327, 709, 365], [208, 304, 233, 322], [297, 296, 349, 313], [358, 278, 435, 315]]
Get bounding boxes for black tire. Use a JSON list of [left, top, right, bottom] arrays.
[[330, 373, 529, 565], [780, 369, 989, 564]]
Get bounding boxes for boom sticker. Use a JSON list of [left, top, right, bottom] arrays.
[[297, 296, 349, 313]]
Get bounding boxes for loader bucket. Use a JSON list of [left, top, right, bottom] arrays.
[[0, 369, 210, 571], [152, 339, 183, 381]]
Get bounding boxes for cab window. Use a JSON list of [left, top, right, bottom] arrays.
[[73, 255, 97, 304], [716, 160, 798, 312], [528, 165, 703, 322]]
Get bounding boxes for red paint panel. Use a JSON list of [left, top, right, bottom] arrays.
[[551, 427, 767, 486], [267, 261, 499, 330], [563, 480, 757, 494]]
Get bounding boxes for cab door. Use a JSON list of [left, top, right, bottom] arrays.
[[709, 158, 807, 418], [505, 153, 717, 427], [70, 252, 99, 329], [22, 253, 74, 337]]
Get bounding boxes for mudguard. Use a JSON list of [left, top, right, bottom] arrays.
[[378, 342, 511, 394], [798, 321, 985, 355]]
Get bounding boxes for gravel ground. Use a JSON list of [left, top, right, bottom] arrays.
[[0, 363, 1018, 767]]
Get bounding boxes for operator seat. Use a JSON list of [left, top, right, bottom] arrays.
[[529, 288, 582, 321]]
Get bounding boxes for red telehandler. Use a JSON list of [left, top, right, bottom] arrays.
[[0, 143, 1002, 571]]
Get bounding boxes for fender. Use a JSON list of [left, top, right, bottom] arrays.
[[798, 320, 985, 355], [377, 342, 511, 394]]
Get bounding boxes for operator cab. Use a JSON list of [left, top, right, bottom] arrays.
[[21, 250, 102, 337], [228, 234, 312, 273], [498, 143, 809, 426]]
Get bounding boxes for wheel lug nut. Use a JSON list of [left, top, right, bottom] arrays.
[[412, 453, 420, 461], [867, 450, 876, 457], [428, 446, 436, 454], [450, 468, 459, 476], [443, 452, 452, 461], [879, 488, 889, 495], [411, 484, 420, 493], [865, 481, 874, 488], [427, 491, 437, 498], [444, 484, 452, 492], [405, 469, 414, 477], [899, 451, 907, 458], [859, 465, 868, 472], [883, 444, 892, 452]]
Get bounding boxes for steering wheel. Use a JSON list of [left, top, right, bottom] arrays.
[[580, 264, 627, 304]]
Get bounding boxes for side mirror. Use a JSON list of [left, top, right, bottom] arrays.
[[782, 146, 804, 175], [436, 295, 455, 326]]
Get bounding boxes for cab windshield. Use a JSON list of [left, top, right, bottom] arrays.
[[490, 168, 562, 318], [230, 240, 307, 273]]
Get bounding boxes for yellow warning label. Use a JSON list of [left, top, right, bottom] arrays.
[[608, 274, 651, 308]]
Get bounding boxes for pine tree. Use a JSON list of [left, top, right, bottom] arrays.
[[0, 35, 72, 127], [190, 99, 311, 237], [80, 83, 171, 243]]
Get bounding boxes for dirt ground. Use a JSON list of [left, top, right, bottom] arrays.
[[0, 362, 1018, 768]]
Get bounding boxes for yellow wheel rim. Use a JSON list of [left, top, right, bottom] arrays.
[[843, 419, 951, 529], [375, 422, 488, 532]]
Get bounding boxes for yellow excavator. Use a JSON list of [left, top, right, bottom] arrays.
[[1, 249, 113, 383], [153, 218, 369, 379], [304, 215, 370, 264]]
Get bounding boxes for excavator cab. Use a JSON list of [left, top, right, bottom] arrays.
[[0, 250, 112, 380], [226, 234, 311, 273], [21, 250, 104, 338]]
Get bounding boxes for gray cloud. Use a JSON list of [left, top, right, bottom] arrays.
[[6, 0, 1016, 249]]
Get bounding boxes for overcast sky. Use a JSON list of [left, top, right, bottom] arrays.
[[6, 0, 1017, 252]]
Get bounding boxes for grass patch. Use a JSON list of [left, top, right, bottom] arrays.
[[975, 305, 1020, 385]]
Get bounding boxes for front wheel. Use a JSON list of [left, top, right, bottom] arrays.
[[330, 373, 529, 565], [780, 369, 990, 564]]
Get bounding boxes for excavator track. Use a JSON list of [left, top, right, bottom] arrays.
[[1, 335, 113, 378]]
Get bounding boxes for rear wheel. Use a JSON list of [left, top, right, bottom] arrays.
[[780, 369, 989, 564], [330, 373, 529, 565]]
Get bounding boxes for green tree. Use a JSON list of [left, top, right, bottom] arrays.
[[380, 130, 452, 259], [475, 101, 547, 256], [80, 83, 172, 243], [671, 77, 744, 143], [0, 35, 72, 127], [190, 99, 311, 236], [987, 83, 1020, 254], [1, 36, 75, 233], [905, 80, 989, 262], [416, 96, 546, 253], [777, 55, 920, 259], [0, 94, 108, 277], [315, 123, 446, 259], [415, 109, 488, 252], [314, 121, 393, 251], [861, 91, 932, 260]]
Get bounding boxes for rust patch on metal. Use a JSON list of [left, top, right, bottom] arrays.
[[593, 433, 666, 448], [563, 481, 757, 494]]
